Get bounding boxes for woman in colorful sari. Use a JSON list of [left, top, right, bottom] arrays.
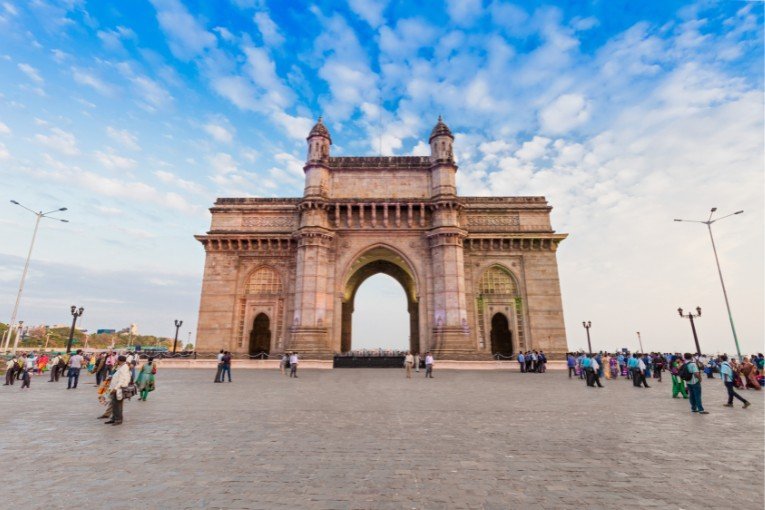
[[740, 357, 761, 390], [603, 353, 612, 380], [135, 357, 157, 401], [609, 355, 618, 379], [670, 356, 687, 399], [36, 354, 49, 375]]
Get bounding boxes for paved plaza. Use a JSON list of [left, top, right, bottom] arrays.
[[1, 367, 763, 509]]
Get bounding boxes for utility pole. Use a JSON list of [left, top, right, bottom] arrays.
[[582, 321, 592, 354], [678, 307, 702, 355]]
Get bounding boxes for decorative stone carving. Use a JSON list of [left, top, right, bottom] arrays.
[[242, 216, 297, 228], [467, 214, 520, 227]]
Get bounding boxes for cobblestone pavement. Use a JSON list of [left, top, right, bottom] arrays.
[[1, 367, 762, 509]]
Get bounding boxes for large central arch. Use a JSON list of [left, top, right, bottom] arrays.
[[340, 246, 419, 353]]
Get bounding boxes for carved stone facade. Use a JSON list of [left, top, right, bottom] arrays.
[[195, 117, 568, 359]]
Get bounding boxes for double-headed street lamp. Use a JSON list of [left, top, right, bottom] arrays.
[[582, 321, 592, 354], [66, 305, 85, 354], [678, 306, 702, 355], [173, 319, 183, 354], [4, 200, 68, 354], [674, 208, 743, 360]]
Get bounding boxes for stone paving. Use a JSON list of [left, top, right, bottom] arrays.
[[1, 367, 762, 509]]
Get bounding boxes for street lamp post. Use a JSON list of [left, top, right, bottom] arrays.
[[4, 200, 68, 353], [66, 306, 85, 354], [636, 331, 644, 353], [172, 319, 183, 354], [678, 307, 702, 355], [674, 208, 744, 360], [582, 321, 592, 354]]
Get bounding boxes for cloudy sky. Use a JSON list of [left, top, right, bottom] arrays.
[[0, 0, 762, 354]]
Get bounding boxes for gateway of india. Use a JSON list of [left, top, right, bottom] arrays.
[[195, 117, 568, 359]]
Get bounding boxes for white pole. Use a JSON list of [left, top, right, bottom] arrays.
[[6, 212, 42, 353], [707, 222, 743, 361]]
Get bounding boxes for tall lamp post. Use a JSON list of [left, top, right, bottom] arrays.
[[636, 331, 644, 353], [582, 321, 592, 354], [4, 200, 68, 353], [674, 208, 744, 360], [66, 306, 85, 353], [678, 307, 702, 355], [172, 319, 183, 354]]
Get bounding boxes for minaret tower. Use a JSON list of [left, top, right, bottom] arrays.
[[290, 117, 335, 356], [426, 116, 470, 356]]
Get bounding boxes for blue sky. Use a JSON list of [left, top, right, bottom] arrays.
[[0, 0, 762, 353]]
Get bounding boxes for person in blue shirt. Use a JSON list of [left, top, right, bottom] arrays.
[[517, 352, 525, 373], [581, 354, 593, 386], [627, 354, 639, 386], [566, 353, 576, 378], [684, 353, 708, 414], [720, 354, 750, 408]]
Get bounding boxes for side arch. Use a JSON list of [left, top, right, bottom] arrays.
[[475, 264, 526, 356]]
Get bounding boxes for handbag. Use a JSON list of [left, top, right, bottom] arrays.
[[122, 383, 138, 399]]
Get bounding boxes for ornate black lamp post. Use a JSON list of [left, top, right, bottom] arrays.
[[172, 319, 183, 354], [66, 305, 84, 353], [678, 307, 702, 355], [582, 321, 592, 354]]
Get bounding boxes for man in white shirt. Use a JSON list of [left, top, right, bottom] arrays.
[[105, 355, 131, 425], [425, 352, 434, 379], [48, 354, 61, 382], [4, 357, 16, 386], [289, 352, 299, 378], [67, 349, 84, 389], [635, 355, 651, 388], [414, 353, 420, 373], [404, 352, 414, 378], [590, 355, 603, 388], [214, 349, 224, 383]]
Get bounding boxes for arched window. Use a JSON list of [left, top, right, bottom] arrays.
[[478, 266, 517, 295], [246, 267, 283, 294]]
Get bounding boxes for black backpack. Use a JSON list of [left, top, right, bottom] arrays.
[[678, 363, 693, 382]]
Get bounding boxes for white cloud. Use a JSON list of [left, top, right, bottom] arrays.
[[149, 0, 216, 60], [539, 93, 591, 135], [253, 11, 284, 46], [0, 141, 8, 159], [204, 121, 235, 144], [95, 149, 137, 170], [106, 126, 141, 151], [72, 68, 114, 96], [212, 75, 259, 111], [0, 121, 10, 134], [154, 170, 204, 194], [347, 0, 388, 28], [131, 75, 173, 110], [446, 0, 483, 27], [97, 26, 137, 52], [18, 63, 43, 83], [34, 127, 79, 156]]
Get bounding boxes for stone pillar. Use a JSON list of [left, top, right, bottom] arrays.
[[290, 221, 334, 358], [340, 301, 353, 353]]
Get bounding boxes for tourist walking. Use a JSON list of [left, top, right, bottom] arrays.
[[20, 354, 32, 389], [404, 351, 414, 378], [4, 356, 16, 386], [424, 352, 434, 378], [135, 357, 157, 401], [635, 354, 650, 388], [518, 352, 526, 373], [591, 354, 603, 387], [682, 353, 707, 414], [720, 355, 750, 409], [67, 349, 84, 389], [670, 356, 688, 399], [289, 352, 299, 378], [280, 353, 287, 375], [105, 355, 131, 425], [220, 351, 232, 382], [48, 354, 61, 382], [214, 349, 224, 383], [566, 353, 575, 378], [414, 353, 420, 373]]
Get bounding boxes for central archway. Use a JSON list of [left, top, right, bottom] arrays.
[[340, 246, 419, 354], [249, 313, 271, 356]]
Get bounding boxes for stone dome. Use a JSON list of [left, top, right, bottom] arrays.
[[429, 115, 453, 142], [307, 116, 332, 142]]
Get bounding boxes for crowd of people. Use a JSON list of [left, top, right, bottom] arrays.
[[515, 350, 548, 373], [2, 349, 158, 425], [566, 350, 763, 413]]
